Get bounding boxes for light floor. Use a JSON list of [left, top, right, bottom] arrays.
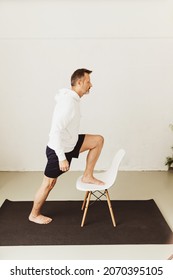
[[0, 171, 173, 260]]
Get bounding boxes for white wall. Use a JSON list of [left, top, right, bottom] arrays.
[[0, 0, 173, 171]]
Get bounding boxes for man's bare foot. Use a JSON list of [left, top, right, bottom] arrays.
[[29, 214, 52, 224], [82, 175, 105, 185]]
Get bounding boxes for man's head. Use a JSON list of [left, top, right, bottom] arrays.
[[71, 68, 92, 97]]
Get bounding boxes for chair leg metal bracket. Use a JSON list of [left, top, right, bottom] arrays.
[[81, 189, 116, 227]]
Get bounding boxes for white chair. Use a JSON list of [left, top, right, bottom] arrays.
[[76, 149, 125, 227]]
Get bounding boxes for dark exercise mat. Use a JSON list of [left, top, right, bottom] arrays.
[[0, 199, 172, 246]]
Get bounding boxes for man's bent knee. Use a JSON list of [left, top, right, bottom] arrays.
[[49, 179, 57, 190], [97, 135, 104, 146], [43, 176, 57, 191], [94, 135, 104, 148]]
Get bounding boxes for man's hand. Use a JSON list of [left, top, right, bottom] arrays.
[[59, 159, 69, 172]]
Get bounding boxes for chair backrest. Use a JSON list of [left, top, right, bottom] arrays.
[[104, 149, 125, 187]]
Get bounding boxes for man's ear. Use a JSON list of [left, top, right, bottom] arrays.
[[77, 78, 82, 86]]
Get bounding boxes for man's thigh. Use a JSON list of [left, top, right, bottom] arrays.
[[79, 134, 104, 153]]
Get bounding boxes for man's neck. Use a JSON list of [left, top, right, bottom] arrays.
[[71, 86, 83, 98]]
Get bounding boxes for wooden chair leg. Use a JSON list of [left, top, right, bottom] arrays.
[[81, 191, 89, 210], [81, 191, 92, 227], [168, 254, 173, 260], [105, 189, 116, 227]]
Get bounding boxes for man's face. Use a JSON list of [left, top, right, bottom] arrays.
[[80, 73, 92, 95]]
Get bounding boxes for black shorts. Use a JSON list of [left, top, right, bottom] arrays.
[[44, 134, 85, 178]]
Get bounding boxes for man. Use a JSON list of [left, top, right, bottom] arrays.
[[29, 68, 104, 224]]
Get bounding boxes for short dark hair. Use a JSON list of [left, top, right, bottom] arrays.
[[71, 68, 92, 86]]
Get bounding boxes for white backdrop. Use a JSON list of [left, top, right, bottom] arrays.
[[0, 0, 173, 171]]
